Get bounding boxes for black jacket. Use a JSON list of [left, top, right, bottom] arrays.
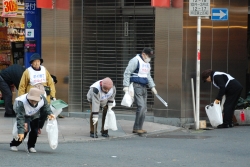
[[0, 64, 25, 89], [211, 71, 243, 101]]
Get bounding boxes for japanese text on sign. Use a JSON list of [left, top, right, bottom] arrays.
[[1, 0, 18, 17], [189, 0, 210, 16], [25, 2, 36, 15]]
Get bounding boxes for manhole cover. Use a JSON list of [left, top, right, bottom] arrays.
[[146, 134, 211, 139]]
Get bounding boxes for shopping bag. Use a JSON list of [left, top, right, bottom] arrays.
[[205, 102, 223, 127], [46, 119, 58, 150], [104, 109, 118, 131], [50, 105, 62, 118], [12, 121, 18, 141]]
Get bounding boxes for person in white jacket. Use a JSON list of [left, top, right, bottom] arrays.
[[87, 77, 116, 138], [123, 47, 157, 134]]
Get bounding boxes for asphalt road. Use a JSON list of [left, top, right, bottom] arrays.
[[1, 126, 250, 167]]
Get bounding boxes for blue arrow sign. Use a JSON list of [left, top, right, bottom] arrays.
[[211, 8, 228, 21]]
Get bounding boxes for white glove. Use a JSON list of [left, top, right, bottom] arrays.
[[53, 97, 56, 101], [151, 87, 157, 95], [92, 118, 98, 125], [123, 87, 129, 93]]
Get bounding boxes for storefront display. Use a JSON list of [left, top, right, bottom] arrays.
[[0, 0, 25, 103]]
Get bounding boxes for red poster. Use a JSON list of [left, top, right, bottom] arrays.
[[36, 0, 53, 9], [56, 0, 69, 10], [151, 0, 170, 8]]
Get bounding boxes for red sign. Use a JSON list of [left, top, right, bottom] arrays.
[[56, 0, 69, 10], [36, 0, 53, 9], [151, 0, 170, 8], [1, 0, 18, 17]]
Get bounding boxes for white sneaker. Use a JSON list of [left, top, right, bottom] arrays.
[[10, 146, 18, 152], [29, 147, 37, 153]]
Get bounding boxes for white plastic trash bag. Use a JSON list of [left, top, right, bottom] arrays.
[[50, 105, 62, 118], [46, 119, 58, 150], [104, 109, 118, 131], [205, 102, 223, 127], [121, 83, 134, 107], [128, 82, 134, 97], [12, 121, 18, 141], [121, 92, 133, 107]]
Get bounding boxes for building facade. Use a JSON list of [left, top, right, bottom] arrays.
[[42, 0, 248, 126]]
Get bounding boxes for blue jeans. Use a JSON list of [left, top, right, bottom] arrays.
[[133, 83, 147, 130]]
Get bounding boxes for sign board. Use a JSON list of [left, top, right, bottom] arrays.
[[189, 0, 210, 16], [211, 8, 228, 21]]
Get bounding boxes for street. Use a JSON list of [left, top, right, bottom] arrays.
[[1, 125, 250, 167]]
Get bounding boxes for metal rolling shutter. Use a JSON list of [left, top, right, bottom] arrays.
[[74, 0, 155, 112]]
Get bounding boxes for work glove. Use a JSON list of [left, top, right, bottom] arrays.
[[123, 87, 129, 93], [51, 97, 56, 101], [92, 118, 98, 125], [18, 134, 24, 141], [214, 99, 220, 104], [151, 87, 158, 95], [47, 114, 55, 120]]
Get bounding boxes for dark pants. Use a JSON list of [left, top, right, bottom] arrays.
[[89, 105, 108, 134], [223, 80, 243, 124], [0, 76, 14, 115], [133, 83, 147, 130], [10, 118, 39, 149]]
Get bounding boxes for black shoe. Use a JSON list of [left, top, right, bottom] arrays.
[[90, 133, 98, 138], [102, 133, 109, 137], [217, 124, 229, 128], [229, 123, 234, 128], [4, 113, 16, 118]]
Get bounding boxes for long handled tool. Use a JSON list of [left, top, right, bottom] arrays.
[[22, 139, 30, 156], [155, 94, 168, 107]]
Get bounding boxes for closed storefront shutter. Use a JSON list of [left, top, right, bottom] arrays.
[[71, 0, 155, 112]]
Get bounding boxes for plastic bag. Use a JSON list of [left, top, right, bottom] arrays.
[[128, 82, 134, 97], [121, 83, 134, 107], [46, 119, 58, 150], [12, 121, 18, 141], [104, 109, 118, 131], [121, 92, 134, 107], [50, 105, 62, 118], [205, 102, 223, 127]]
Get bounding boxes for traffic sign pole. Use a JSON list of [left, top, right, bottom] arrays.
[[196, 16, 201, 130], [189, 0, 210, 130]]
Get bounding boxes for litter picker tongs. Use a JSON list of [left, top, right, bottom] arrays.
[[21, 139, 30, 156], [155, 94, 168, 107]]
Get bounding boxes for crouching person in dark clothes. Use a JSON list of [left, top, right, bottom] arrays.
[[202, 69, 243, 128], [10, 88, 55, 152], [87, 77, 116, 138]]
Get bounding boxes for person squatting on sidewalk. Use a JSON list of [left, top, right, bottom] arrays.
[[202, 69, 243, 128], [123, 47, 157, 134], [0, 64, 25, 117], [10, 88, 55, 153], [87, 77, 116, 138]]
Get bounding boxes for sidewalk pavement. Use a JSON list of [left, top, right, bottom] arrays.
[[0, 111, 180, 144]]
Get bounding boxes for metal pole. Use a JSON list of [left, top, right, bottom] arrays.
[[195, 16, 201, 130], [191, 78, 196, 122]]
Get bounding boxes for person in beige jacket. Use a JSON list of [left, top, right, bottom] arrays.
[[18, 53, 56, 103]]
